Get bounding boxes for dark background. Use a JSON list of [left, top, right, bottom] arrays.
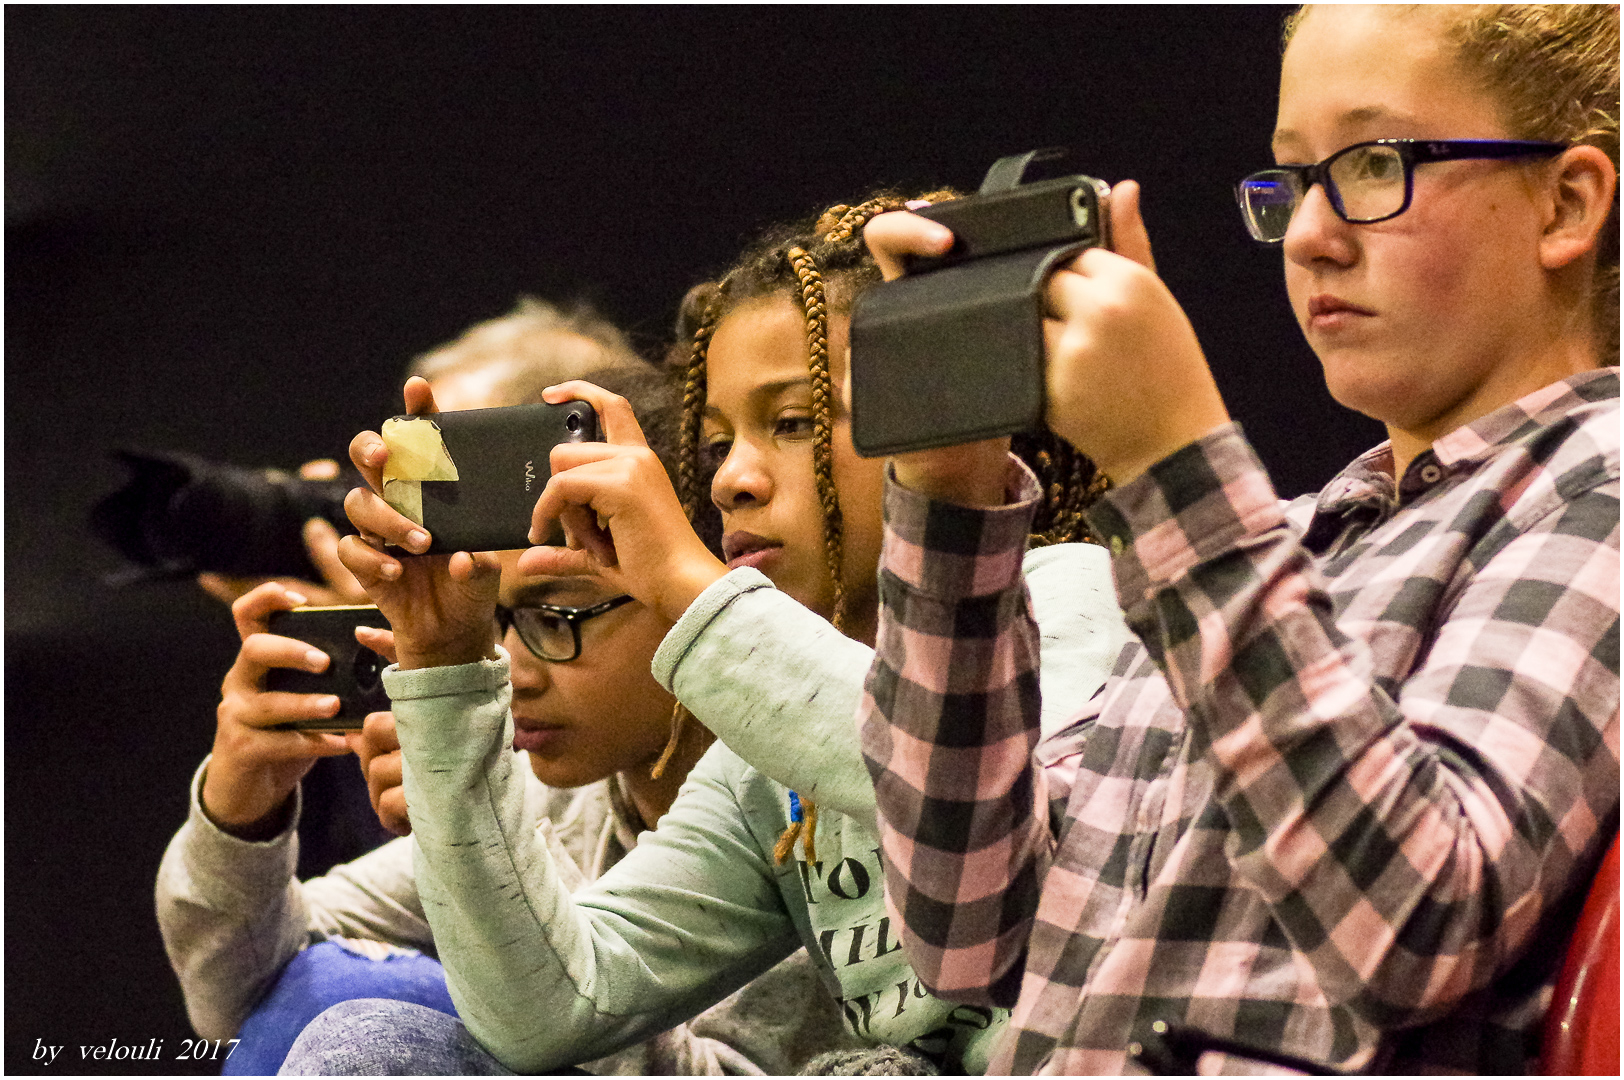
[[6, 6, 1382, 1075]]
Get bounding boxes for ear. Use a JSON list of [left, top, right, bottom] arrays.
[[1539, 144, 1617, 271]]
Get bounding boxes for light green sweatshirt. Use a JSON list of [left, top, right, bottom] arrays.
[[389, 546, 1128, 1074]]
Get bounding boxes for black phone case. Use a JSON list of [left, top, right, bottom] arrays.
[[404, 401, 599, 554], [904, 175, 1107, 273], [848, 151, 1108, 458], [266, 605, 393, 731]]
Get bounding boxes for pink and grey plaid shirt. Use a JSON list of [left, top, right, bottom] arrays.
[[860, 370, 1619, 1074]]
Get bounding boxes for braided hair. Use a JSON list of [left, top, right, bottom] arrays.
[[675, 191, 1109, 862]]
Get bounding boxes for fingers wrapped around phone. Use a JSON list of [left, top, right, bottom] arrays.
[[347, 711, 410, 836], [204, 608, 352, 836], [231, 579, 310, 640], [338, 488, 426, 594], [1040, 246, 1227, 485], [347, 375, 443, 526], [861, 210, 955, 282], [540, 380, 649, 446], [222, 630, 346, 730], [354, 625, 398, 666], [521, 440, 726, 624]]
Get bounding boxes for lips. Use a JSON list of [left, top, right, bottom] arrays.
[[512, 716, 566, 753], [1307, 294, 1375, 328], [722, 531, 782, 571]]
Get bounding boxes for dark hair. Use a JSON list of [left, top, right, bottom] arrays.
[[673, 193, 1108, 861], [582, 363, 721, 558]]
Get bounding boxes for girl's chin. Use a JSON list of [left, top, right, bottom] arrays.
[[524, 754, 601, 790], [1318, 354, 1423, 423]]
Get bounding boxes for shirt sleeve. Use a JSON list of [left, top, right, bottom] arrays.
[[859, 457, 1051, 1008], [154, 759, 431, 1040], [653, 568, 881, 823], [1085, 423, 1620, 1023], [385, 650, 802, 1074]]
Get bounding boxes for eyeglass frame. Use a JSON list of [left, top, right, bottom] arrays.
[[494, 594, 636, 662], [1235, 138, 1569, 244]]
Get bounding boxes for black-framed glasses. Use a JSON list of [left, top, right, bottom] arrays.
[[1236, 138, 1568, 243], [494, 595, 635, 662]]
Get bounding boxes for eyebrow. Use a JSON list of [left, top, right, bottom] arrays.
[[1272, 105, 1418, 153], [703, 376, 812, 421], [506, 580, 603, 607]]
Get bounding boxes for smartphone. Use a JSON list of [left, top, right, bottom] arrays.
[[848, 150, 1110, 457], [380, 400, 600, 554], [266, 605, 393, 732]]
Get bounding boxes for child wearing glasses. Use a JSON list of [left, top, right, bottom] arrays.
[[860, 4, 1617, 1074], [156, 364, 859, 1075]]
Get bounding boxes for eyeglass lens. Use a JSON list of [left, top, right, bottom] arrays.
[[1240, 144, 1408, 241], [499, 607, 577, 661]]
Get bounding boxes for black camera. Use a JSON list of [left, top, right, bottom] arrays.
[[90, 448, 356, 583], [849, 148, 1111, 456]]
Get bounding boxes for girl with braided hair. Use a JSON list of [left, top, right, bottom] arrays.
[[313, 192, 1132, 1075]]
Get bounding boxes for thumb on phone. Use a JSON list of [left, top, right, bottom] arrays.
[[1106, 180, 1156, 273]]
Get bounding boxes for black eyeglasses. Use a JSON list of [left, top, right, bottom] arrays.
[[1236, 138, 1568, 243], [494, 595, 635, 662]]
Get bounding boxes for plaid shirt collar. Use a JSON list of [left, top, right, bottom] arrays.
[[1309, 367, 1619, 531]]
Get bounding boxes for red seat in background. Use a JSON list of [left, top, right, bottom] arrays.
[[1541, 833, 1619, 1076]]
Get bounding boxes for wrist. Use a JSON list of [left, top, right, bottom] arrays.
[[890, 439, 1011, 508], [891, 461, 1008, 507], [1091, 416, 1233, 489], [200, 763, 296, 841], [397, 642, 499, 670], [657, 557, 729, 624]]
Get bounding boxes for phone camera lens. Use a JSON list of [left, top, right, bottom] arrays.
[[353, 647, 384, 692], [565, 412, 581, 434]]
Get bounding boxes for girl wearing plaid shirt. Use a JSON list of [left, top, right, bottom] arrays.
[[859, 5, 1618, 1074]]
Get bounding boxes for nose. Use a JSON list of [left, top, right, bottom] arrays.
[[506, 628, 551, 691], [711, 437, 773, 512], [1281, 181, 1357, 270]]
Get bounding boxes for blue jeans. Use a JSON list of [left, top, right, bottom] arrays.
[[278, 998, 519, 1076], [225, 940, 458, 1075]]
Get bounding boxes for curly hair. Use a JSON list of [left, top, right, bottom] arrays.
[[673, 192, 1110, 862]]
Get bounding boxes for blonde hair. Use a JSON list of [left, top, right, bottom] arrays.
[[409, 296, 645, 405], [1285, 5, 1620, 357]]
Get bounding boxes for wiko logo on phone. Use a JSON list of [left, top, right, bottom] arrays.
[[525, 461, 536, 491]]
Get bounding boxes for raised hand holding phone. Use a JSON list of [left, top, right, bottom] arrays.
[[1041, 232, 1229, 485], [201, 582, 358, 839], [339, 377, 503, 671], [517, 380, 727, 625], [862, 178, 1227, 492]]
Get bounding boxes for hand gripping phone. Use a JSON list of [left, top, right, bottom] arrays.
[[379, 400, 600, 554], [266, 605, 393, 731], [849, 148, 1110, 456]]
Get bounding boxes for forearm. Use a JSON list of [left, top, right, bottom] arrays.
[[1090, 425, 1621, 1019], [860, 463, 1051, 1005], [155, 759, 310, 1040], [388, 656, 797, 1073], [654, 569, 878, 823]]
